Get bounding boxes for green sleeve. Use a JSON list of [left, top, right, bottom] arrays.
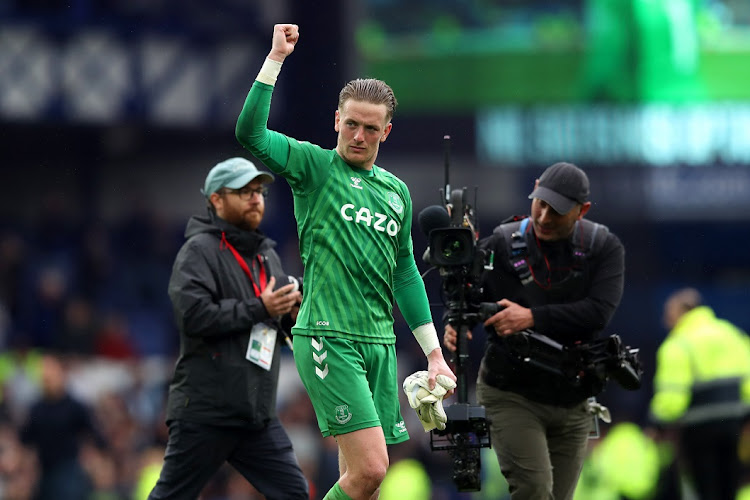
[[392, 181, 432, 331], [235, 81, 291, 173], [393, 252, 433, 331]]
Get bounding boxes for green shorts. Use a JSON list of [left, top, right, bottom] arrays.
[[293, 334, 409, 445]]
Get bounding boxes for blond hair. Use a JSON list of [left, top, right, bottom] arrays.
[[338, 78, 397, 122]]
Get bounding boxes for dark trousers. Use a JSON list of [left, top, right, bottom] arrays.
[[147, 418, 309, 500], [681, 420, 742, 500], [477, 382, 592, 500], [35, 459, 92, 500]]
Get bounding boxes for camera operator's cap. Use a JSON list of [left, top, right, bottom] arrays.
[[528, 162, 590, 215], [201, 157, 274, 197]]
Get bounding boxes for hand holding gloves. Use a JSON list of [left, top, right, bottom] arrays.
[[403, 370, 457, 432]]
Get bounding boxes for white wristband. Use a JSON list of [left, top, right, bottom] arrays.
[[413, 323, 441, 357], [256, 58, 283, 86]]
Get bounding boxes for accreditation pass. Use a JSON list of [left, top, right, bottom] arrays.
[[246, 323, 277, 371]]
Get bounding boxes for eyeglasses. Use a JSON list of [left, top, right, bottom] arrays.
[[221, 186, 268, 200]]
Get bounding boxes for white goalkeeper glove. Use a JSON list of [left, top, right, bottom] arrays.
[[403, 371, 457, 432], [403, 371, 438, 431]]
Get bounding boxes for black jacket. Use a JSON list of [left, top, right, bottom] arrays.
[[478, 218, 625, 406], [165, 211, 292, 428]]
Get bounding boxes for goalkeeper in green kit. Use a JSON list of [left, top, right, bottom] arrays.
[[236, 23, 456, 500]]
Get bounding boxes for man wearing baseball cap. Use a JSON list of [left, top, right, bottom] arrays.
[[148, 157, 308, 499], [528, 161, 590, 215], [444, 162, 626, 500]]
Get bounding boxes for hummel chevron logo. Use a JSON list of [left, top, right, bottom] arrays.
[[312, 337, 329, 380]]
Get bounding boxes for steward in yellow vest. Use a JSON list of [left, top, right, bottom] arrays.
[[651, 288, 750, 500]]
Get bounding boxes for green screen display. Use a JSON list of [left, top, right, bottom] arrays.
[[358, 0, 750, 111]]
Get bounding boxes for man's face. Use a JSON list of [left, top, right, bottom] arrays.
[[41, 356, 66, 399], [334, 99, 392, 170], [530, 197, 589, 242], [663, 298, 682, 330], [212, 179, 266, 230]]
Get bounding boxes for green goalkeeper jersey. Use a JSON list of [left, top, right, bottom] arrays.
[[237, 81, 432, 344]]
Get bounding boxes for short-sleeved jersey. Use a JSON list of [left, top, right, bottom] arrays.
[[278, 140, 413, 343]]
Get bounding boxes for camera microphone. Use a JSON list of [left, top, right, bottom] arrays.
[[418, 205, 451, 237], [418, 205, 451, 265]]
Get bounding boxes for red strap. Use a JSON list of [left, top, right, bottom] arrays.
[[220, 232, 267, 297]]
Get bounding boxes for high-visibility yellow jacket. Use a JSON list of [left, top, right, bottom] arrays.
[[650, 306, 750, 424], [574, 422, 664, 500]]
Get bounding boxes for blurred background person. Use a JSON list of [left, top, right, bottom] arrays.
[[573, 421, 681, 500], [0, 418, 38, 500], [20, 353, 103, 500], [650, 287, 750, 500]]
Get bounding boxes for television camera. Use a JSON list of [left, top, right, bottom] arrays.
[[417, 136, 494, 492], [488, 301, 642, 395]]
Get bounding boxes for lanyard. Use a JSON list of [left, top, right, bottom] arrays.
[[220, 232, 267, 297]]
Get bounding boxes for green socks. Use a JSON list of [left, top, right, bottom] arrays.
[[322, 482, 353, 500]]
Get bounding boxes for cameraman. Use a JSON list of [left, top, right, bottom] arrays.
[[444, 162, 625, 500]]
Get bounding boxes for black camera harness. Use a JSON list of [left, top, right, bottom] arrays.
[[499, 216, 609, 288], [493, 217, 641, 394]]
